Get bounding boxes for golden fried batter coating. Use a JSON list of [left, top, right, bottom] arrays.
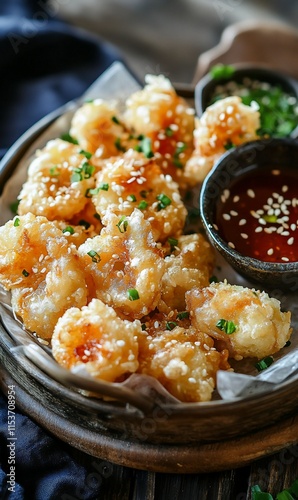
[[157, 233, 215, 313], [70, 99, 127, 157], [0, 213, 88, 339], [52, 298, 140, 382], [18, 139, 96, 221], [92, 149, 187, 242], [138, 315, 229, 402], [78, 209, 165, 319], [123, 75, 195, 189], [186, 281, 291, 360], [185, 96, 260, 184]]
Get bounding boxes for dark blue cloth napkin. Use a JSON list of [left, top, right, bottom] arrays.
[[0, 1, 122, 498]]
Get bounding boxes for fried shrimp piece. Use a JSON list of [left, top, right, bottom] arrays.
[[185, 96, 260, 184], [53, 220, 98, 248], [137, 316, 230, 402], [123, 74, 195, 189], [78, 209, 165, 319], [157, 233, 215, 313], [18, 139, 96, 221], [186, 281, 292, 360], [0, 213, 88, 339], [52, 298, 140, 382], [70, 99, 135, 157], [92, 149, 187, 242]]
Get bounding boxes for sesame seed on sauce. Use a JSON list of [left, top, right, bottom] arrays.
[[216, 166, 298, 263]]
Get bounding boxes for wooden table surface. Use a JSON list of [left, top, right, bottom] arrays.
[[68, 444, 298, 500]]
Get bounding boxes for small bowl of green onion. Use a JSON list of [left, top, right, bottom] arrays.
[[195, 64, 298, 138]]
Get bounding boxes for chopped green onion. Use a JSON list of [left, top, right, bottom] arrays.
[[111, 115, 121, 124], [78, 219, 91, 229], [114, 137, 126, 152], [141, 323, 147, 331], [127, 288, 139, 301], [127, 194, 137, 202], [22, 269, 30, 277], [71, 171, 82, 183], [263, 214, 278, 223], [174, 143, 187, 157], [177, 311, 189, 320], [10, 200, 20, 215], [168, 237, 178, 252], [156, 193, 171, 211], [135, 136, 154, 158], [85, 99, 94, 103], [209, 275, 218, 283], [116, 216, 128, 233], [255, 356, 274, 372], [224, 141, 235, 150], [60, 132, 78, 144], [62, 226, 75, 235], [166, 321, 177, 331], [173, 158, 183, 169], [138, 200, 148, 210], [13, 217, 20, 227], [49, 165, 59, 176], [165, 126, 174, 137], [71, 162, 95, 183], [98, 183, 109, 191], [79, 149, 92, 159], [85, 188, 100, 198], [210, 63, 235, 80], [216, 319, 237, 335], [87, 250, 100, 263]]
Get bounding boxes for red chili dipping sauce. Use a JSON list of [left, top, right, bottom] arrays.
[[215, 166, 298, 263]]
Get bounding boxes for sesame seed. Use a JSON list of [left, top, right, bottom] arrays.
[[241, 233, 248, 239], [213, 223, 219, 230], [267, 248, 274, 255], [255, 227, 262, 233], [281, 231, 290, 236], [247, 189, 255, 198], [230, 210, 238, 216], [239, 219, 246, 226], [281, 257, 290, 262], [259, 218, 266, 225], [250, 210, 260, 219], [291, 223, 296, 231], [228, 242, 235, 248], [233, 195, 240, 202], [188, 377, 196, 384], [222, 213, 231, 221], [282, 185, 288, 193], [287, 237, 294, 245]]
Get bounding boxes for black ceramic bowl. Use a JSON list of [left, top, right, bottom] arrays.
[[195, 64, 298, 138], [200, 137, 298, 291]]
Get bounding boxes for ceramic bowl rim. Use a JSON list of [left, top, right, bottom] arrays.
[[200, 137, 298, 275]]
